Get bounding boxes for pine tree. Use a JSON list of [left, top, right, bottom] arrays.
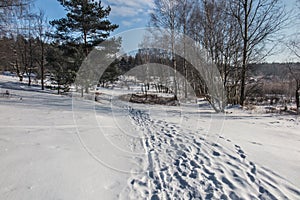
[[50, 0, 118, 57], [99, 59, 120, 87], [46, 42, 77, 94], [49, 0, 118, 95]]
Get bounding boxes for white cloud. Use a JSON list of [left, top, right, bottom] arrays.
[[108, 0, 154, 9], [103, 0, 154, 18], [134, 18, 143, 23], [121, 20, 133, 27], [102, 0, 154, 30], [110, 5, 138, 17], [121, 18, 144, 27]]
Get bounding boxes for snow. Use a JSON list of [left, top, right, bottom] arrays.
[[1, 75, 300, 199]]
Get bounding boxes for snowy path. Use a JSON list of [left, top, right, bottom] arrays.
[[1, 77, 300, 199], [120, 107, 300, 199]]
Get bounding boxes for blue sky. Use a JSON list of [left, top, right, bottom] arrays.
[[34, 0, 299, 62], [34, 0, 154, 56], [34, 0, 154, 34]]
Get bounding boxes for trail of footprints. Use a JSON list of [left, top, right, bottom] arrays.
[[120, 107, 300, 200]]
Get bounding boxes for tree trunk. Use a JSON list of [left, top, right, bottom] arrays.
[[240, 0, 249, 107], [240, 57, 247, 106], [183, 25, 188, 100], [296, 86, 300, 114], [41, 42, 44, 90], [171, 29, 178, 99]]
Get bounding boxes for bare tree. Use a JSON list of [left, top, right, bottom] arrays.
[[188, 0, 242, 104], [0, 0, 30, 8], [15, 13, 37, 85], [148, 0, 287, 108], [0, 0, 32, 35], [230, 0, 288, 106], [150, 0, 182, 99], [286, 0, 300, 60], [34, 9, 50, 90], [286, 0, 300, 113], [288, 65, 300, 114], [176, 0, 196, 99]]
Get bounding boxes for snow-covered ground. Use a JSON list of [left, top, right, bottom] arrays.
[[0, 75, 300, 199]]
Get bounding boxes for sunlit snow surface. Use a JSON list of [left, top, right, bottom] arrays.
[[0, 75, 300, 200]]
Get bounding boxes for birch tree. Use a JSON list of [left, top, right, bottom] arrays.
[[150, 0, 181, 99]]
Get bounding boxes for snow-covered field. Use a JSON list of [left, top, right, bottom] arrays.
[[1, 75, 300, 200]]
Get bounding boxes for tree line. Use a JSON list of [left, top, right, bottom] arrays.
[[0, 0, 299, 112], [0, 0, 118, 94], [146, 0, 293, 107]]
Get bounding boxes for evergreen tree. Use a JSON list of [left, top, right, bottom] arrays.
[[50, 0, 118, 57], [46, 42, 77, 94], [49, 0, 118, 95], [99, 59, 121, 87]]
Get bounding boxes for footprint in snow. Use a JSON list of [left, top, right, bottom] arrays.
[[234, 145, 246, 159], [212, 151, 221, 157]]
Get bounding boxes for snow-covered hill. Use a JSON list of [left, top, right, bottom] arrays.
[[0, 76, 300, 199]]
